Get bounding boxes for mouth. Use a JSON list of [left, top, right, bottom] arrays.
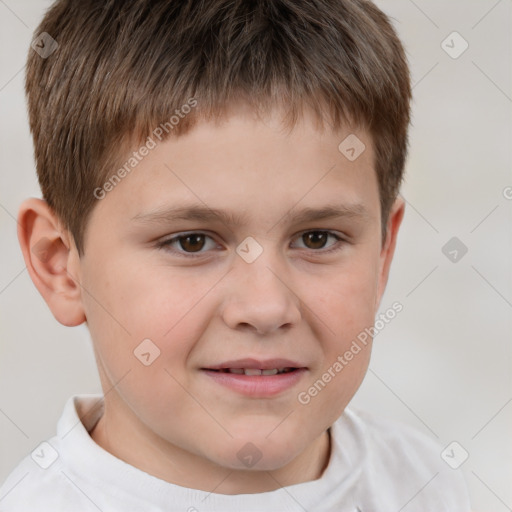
[[200, 359, 307, 397], [205, 367, 298, 376]]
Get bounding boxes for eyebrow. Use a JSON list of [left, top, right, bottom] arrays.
[[131, 202, 369, 228]]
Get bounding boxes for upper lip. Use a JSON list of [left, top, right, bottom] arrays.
[[203, 358, 306, 370]]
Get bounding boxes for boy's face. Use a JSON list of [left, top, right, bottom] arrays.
[[27, 104, 404, 489]]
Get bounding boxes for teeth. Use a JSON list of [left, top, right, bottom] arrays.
[[227, 368, 244, 374], [219, 367, 295, 375], [244, 368, 262, 376]]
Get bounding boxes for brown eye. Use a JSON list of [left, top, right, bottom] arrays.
[[291, 230, 344, 254], [178, 234, 206, 252], [159, 232, 218, 256], [302, 231, 329, 250]]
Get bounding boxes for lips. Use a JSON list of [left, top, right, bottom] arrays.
[[210, 367, 296, 376], [201, 359, 308, 397], [202, 358, 306, 375]]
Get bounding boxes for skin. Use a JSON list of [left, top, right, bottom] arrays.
[[18, 103, 404, 494]]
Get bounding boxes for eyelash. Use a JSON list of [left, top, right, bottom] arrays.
[[157, 230, 346, 258]]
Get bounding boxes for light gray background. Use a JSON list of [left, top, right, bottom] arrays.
[[0, 1, 510, 510]]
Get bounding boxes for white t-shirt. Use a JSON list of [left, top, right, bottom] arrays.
[[0, 395, 470, 511]]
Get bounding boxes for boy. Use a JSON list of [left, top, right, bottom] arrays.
[[0, 0, 471, 510]]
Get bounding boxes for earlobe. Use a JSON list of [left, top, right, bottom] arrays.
[[17, 198, 86, 327], [375, 196, 405, 310]]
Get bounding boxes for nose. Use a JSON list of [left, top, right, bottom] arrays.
[[220, 249, 302, 335]]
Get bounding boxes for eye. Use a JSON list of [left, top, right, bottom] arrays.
[[157, 232, 219, 256], [157, 230, 346, 258], [291, 230, 345, 253]]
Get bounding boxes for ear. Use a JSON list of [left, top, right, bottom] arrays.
[[375, 196, 405, 310], [17, 198, 86, 327]]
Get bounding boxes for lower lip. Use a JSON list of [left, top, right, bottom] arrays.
[[201, 369, 307, 397]]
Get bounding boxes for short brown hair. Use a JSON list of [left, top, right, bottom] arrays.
[[26, 0, 411, 255]]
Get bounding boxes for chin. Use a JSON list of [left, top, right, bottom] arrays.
[[207, 436, 300, 472]]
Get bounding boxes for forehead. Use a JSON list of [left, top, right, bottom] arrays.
[[91, 107, 379, 231]]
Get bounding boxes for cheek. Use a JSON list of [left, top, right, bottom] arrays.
[[82, 258, 221, 413], [81, 260, 208, 425], [85, 251, 212, 338], [313, 255, 380, 335], [298, 254, 379, 416]]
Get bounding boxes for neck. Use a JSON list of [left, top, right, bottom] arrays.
[[89, 398, 332, 494]]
